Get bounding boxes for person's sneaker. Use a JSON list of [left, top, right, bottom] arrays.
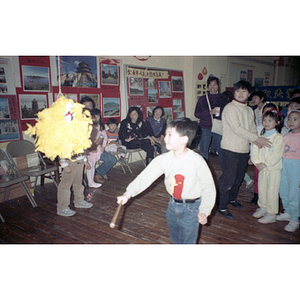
[[218, 209, 234, 219], [118, 158, 127, 166], [74, 200, 93, 208], [246, 179, 254, 189], [88, 182, 102, 188], [276, 212, 291, 221], [229, 200, 243, 209], [284, 220, 299, 232], [253, 207, 266, 218], [258, 213, 276, 224], [57, 207, 76, 217]]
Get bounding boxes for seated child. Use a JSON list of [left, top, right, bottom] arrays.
[[116, 118, 216, 244], [105, 118, 126, 165]]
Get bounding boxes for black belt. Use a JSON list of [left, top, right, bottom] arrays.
[[171, 196, 199, 203]]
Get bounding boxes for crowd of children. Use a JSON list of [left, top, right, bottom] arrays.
[[54, 81, 299, 242]]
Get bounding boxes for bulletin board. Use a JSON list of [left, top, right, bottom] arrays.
[[125, 65, 185, 122], [52, 56, 122, 125]]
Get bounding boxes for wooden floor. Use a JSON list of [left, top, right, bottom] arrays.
[[0, 153, 299, 244]]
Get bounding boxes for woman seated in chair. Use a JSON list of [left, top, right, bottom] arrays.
[[146, 105, 168, 154], [119, 106, 155, 165]]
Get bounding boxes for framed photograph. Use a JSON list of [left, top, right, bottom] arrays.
[[148, 89, 158, 103], [173, 99, 182, 112], [164, 107, 173, 123], [103, 97, 120, 117], [171, 76, 183, 92], [54, 93, 78, 103], [19, 94, 47, 120], [158, 81, 171, 98], [129, 77, 144, 96], [145, 78, 155, 89], [0, 119, 20, 141], [57, 56, 97, 88], [101, 64, 119, 86], [0, 98, 10, 119], [175, 111, 184, 119], [80, 94, 100, 109], [146, 106, 156, 118], [22, 65, 50, 92]]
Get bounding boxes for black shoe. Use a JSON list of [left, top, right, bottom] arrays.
[[229, 200, 244, 209], [251, 193, 258, 205], [218, 209, 234, 219]]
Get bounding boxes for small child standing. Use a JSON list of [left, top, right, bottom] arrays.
[[86, 108, 106, 188], [116, 118, 216, 244], [57, 154, 93, 216], [251, 110, 284, 223], [277, 109, 300, 232], [250, 102, 280, 205], [105, 118, 126, 165]]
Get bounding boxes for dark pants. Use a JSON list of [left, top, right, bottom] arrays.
[[218, 149, 249, 211], [199, 128, 222, 165]]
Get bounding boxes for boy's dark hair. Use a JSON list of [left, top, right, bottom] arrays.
[[251, 90, 266, 101], [167, 118, 197, 147], [289, 96, 300, 106], [233, 80, 253, 94], [90, 108, 104, 130], [107, 117, 119, 126], [290, 89, 300, 98], [152, 105, 165, 117], [261, 110, 283, 134], [207, 76, 220, 87], [126, 106, 144, 122], [222, 90, 233, 102], [80, 96, 96, 108]]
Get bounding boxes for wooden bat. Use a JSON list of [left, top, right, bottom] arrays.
[[110, 203, 122, 228]]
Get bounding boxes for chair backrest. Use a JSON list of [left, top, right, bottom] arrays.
[[0, 149, 20, 175], [6, 140, 36, 158]]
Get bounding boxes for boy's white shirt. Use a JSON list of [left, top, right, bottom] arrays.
[[125, 149, 216, 217]]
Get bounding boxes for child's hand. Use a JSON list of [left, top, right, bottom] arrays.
[[117, 194, 130, 205], [197, 213, 207, 225], [84, 161, 91, 170], [248, 158, 253, 165], [63, 166, 71, 173]]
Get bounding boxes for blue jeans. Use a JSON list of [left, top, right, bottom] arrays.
[[199, 128, 222, 164], [166, 197, 201, 244], [95, 151, 117, 176]]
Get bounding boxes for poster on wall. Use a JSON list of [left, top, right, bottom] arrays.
[[0, 58, 16, 95], [253, 85, 300, 109], [230, 62, 255, 86], [57, 56, 97, 88], [103, 97, 120, 118], [22, 65, 50, 92], [19, 94, 47, 120], [126, 65, 185, 121], [0, 95, 22, 142]]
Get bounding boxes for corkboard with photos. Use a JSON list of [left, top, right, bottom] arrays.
[[125, 65, 185, 122]]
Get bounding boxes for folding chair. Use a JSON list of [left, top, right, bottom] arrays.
[[124, 148, 146, 173], [0, 149, 37, 223], [6, 140, 59, 194]]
